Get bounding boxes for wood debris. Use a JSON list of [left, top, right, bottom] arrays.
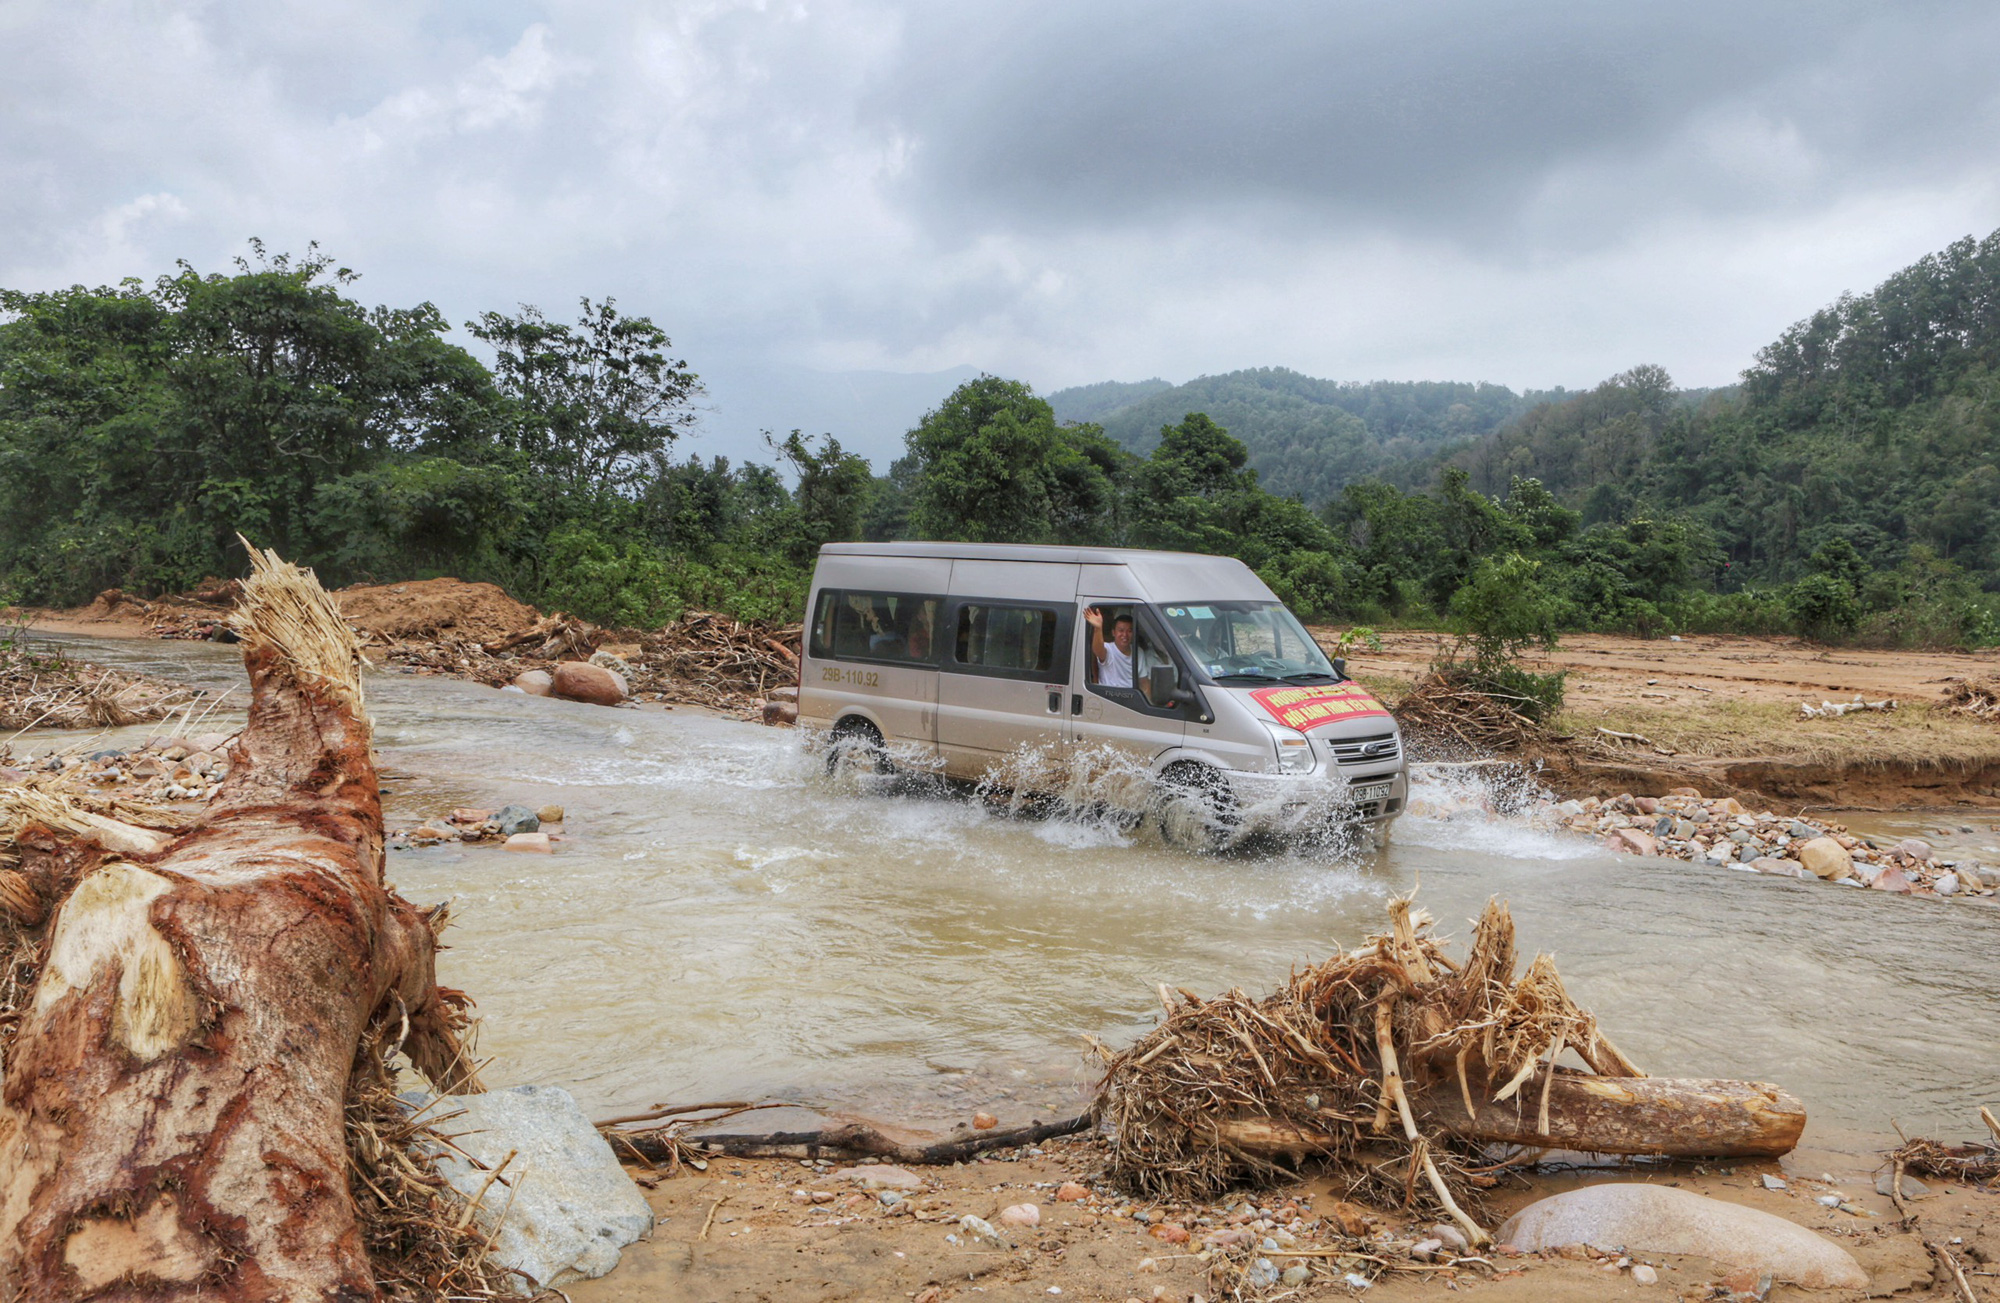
[[1095, 896, 1803, 1241], [1392, 673, 1546, 754], [0, 623, 208, 731], [1800, 695, 1898, 718], [1940, 677, 2000, 722]]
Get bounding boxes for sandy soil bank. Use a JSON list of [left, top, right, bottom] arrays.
[[577, 1133, 1992, 1302]]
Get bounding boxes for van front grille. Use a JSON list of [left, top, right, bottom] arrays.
[[1328, 732, 1399, 765]]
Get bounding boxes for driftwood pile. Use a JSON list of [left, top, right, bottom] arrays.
[[0, 545, 499, 1300], [631, 612, 802, 710], [1392, 673, 1546, 755], [0, 625, 209, 731], [1941, 677, 2000, 722], [1096, 897, 1804, 1246], [379, 608, 799, 713]]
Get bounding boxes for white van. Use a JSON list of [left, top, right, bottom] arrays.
[[799, 543, 1406, 847]]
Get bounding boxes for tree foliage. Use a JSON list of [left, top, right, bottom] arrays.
[[4, 230, 1996, 648]]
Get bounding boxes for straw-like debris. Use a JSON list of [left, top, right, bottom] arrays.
[[345, 975, 511, 1300], [1097, 896, 1640, 1245], [1888, 1137, 2000, 1186], [0, 620, 207, 731]]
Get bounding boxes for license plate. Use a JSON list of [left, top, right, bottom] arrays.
[[1349, 782, 1392, 803]]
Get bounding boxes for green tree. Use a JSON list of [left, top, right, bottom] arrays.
[[902, 376, 1117, 543], [469, 297, 701, 493], [772, 430, 873, 563]]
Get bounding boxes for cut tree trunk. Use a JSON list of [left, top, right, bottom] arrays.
[[0, 546, 475, 1302], [1209, 1072, 1804, 1164]]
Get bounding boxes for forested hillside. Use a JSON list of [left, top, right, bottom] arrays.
[[2, 230, 1994, 648], [1443, 230, 2000, 600], [1049, 369, 1536, 499]]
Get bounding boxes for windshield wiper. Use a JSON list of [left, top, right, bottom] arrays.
[[1213, 671, 1282, 682], [1282, 672, 1339, 683]]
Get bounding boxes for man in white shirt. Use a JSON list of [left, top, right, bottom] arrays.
[[1085, 606, 1134, 688]]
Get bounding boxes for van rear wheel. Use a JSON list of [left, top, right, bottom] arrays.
[[1155, 762, 1237, 853], [827, 717, 890, 776]]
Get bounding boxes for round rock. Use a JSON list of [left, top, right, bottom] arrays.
[[1494, 1183, 1867, 1289]]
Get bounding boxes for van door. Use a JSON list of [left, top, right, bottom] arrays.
[[937, 561, 1078, 783], [1070, 599, 1189, 772]]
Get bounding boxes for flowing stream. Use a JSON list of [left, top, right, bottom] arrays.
[[17, 634, 1997, 1165]]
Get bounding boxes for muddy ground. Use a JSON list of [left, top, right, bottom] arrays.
[[579, 1134, 1993, 1302], [1327, 629, 2000, 811]]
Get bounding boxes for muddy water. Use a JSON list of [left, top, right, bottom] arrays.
[[17, 635, 1999, 1158]]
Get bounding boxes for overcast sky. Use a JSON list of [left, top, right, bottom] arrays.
[[5, 0, 1998, 460]]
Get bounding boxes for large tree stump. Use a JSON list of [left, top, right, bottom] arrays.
[[0, 547, 474, 1301]]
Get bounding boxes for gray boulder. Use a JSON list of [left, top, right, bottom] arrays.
[[494, 803, 541, 836], [1495, 1184, 1867, 1289], [413, 1085, 652, 1293]]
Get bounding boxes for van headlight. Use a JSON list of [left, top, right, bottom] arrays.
[[1263, 724, 1316, 774]]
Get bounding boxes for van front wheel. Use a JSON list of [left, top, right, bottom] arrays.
[[1155, 763, 1237, 853]]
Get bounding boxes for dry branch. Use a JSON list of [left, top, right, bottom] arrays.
[[609, 1113, 1091, 1166], [1393, 673, 1546, 754]]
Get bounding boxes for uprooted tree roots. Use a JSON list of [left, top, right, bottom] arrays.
[[1096, 897, 1804, 1246]]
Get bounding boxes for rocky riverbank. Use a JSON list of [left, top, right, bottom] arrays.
[[1555, 789, 2000, 899]]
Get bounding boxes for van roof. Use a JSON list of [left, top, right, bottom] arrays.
[[821, 542, 1219, 564], [817, 543, 1276, 601]]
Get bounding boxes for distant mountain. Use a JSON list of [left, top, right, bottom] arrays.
[[690, 362, 983, 471], [1043, 377, 1173, 424], [1048, 368, 1537, 502]]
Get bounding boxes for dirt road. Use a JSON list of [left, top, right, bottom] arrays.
[[1343, 628, 2000, 713]]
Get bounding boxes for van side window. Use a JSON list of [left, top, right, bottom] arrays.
[[809, 591, 940, 665], [952, 604, 1061, 675]]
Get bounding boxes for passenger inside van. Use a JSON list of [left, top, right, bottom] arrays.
[[1086, 606, 1174, 705]]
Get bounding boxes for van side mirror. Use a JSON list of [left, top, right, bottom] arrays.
[[1332, 657, 1348, 681]]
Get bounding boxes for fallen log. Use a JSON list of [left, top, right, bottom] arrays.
[[1420, 1071, 1805, 1158], [0, 544, 478, 1300]]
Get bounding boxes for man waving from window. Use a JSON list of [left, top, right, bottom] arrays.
[[1085, 606, 1134, 688]]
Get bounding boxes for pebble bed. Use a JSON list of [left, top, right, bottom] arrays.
[[8, 732, 240, 804], [1554, 790, 2000, 899]]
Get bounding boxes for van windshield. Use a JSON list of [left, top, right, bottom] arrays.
[[1158, 601, 1339, 684]]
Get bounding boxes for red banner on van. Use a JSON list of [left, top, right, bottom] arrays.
[[1249, 683, 1391, 732]]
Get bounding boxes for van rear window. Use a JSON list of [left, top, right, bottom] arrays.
[[810, 591, 940, 664], [953, 604, 1060, 675]]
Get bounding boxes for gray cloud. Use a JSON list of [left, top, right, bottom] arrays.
[[2, 0, 1997, 467], [881, 0, 2000, 244]]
